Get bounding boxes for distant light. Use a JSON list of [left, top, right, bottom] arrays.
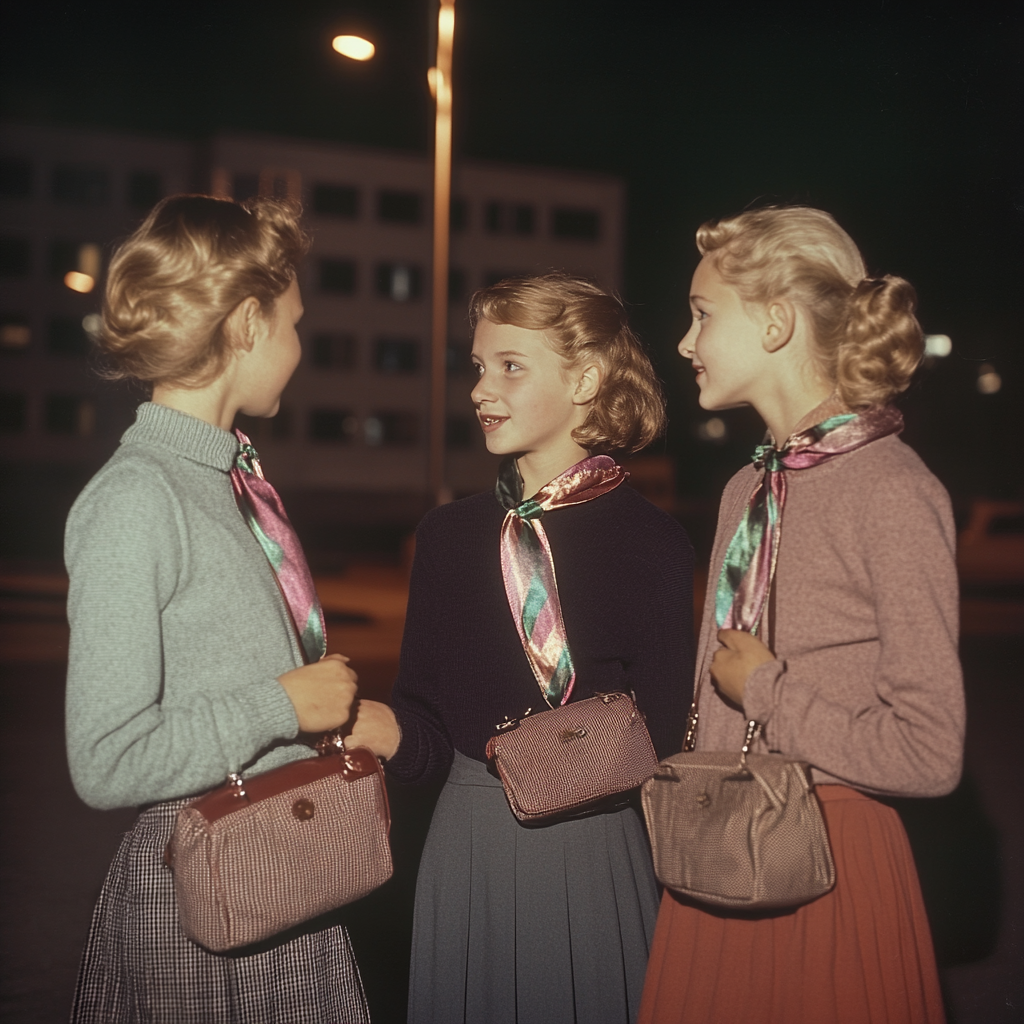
[[78, 243, 101, 279], [332, 35, 374, 61], [697, 417, 728, 442], [82, 313, 103, 337], [977, 364, 1002, 395], [391, 266, 411, 301], [0, 323, 30, 349], [64, 271, 95, 293], [924, 334, 952, 358]]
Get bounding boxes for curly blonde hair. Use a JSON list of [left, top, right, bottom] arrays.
[[469, 273, 667, 455], [696, 206, 923, 409], [100, 194, 309, 387]]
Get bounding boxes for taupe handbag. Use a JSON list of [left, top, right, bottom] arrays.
[[486, 691, 659, 823], [166, 735, 392, 952], [641, 705, 836, 910]]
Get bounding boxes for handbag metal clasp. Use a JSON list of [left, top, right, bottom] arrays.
[[228, 772, 248, 801]]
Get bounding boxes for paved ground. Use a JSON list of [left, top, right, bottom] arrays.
[[1, 566, 1021, 1023]]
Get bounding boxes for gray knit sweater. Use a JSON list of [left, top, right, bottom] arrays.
[[65, 402, 310, 811]]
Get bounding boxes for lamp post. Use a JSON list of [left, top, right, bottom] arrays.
[[331, 2, 455, 507]]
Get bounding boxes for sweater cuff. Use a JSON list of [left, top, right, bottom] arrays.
[[247, 678, 301, 746], [742, 658, 785, 724]]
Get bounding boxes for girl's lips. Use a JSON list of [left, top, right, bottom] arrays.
[[478, 414, 509, 433]]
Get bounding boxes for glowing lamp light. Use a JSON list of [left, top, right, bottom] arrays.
[[924, 334, 952, 358], [697, 417, 728, 442], [64, 271, 95, 293], [977, 364, 1002, 395], [332, 35, 375, 61], [82, 313, 103, 337]]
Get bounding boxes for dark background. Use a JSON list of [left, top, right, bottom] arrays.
[[3, 0, 1021, 504]]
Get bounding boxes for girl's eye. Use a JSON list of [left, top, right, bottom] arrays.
[[504, 361, 522, 372], [472, 363, 484, 377]]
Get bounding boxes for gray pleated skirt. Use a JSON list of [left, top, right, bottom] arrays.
[[409, 751, 659, 1024], [71, 799, 369, 1024]]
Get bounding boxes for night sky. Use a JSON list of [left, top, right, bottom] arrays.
[[3, 0, 1021, 500]]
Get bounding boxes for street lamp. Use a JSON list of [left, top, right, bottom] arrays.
[[331, 35, 375, 61]]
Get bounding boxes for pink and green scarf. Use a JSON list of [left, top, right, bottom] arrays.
[[497, 456, 626, 708]]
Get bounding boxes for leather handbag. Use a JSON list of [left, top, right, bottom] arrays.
[[166, 735, 392, 952], [641, 713, 836, 910], [485, 691, 659, 824]]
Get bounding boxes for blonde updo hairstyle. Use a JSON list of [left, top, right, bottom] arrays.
[[100, 194, 309, 387], [469, 272, 667, 455], [696, 206, 923, 409]]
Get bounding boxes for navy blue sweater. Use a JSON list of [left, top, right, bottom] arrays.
[[386, 483, 695, 785]]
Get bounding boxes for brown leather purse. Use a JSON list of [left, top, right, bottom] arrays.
[[485, 691, 659, 823], [166, 736, 392, 952]]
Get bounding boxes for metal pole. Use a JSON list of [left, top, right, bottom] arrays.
[[429, 0, 455, 505]]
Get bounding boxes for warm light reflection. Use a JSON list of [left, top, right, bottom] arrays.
[[332, 35, 375, 61], [64, 271, 95, 293], [977, 364, 1002, 395]]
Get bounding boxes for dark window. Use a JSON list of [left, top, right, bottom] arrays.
[[310, 333, 357, 370], [446, 415, 474, 449], [373, 338, 420, 375], [232, 173, 259, 202], [450, 197, 468, 231], [513, 204, 536, 236], [45, 394, 95, 434], [0, 393, 27, 433], [0, 313, 30, 351], [313, 183, 359, 218], [0, 158, 32, 199], [989, 514, 1024, 536], [375, 263, 422, 302], [448, 267, 466, 303], [272, 407, 293, 440], [484, 201, 502, 234], [446, 341, 471, 377], [127, 171, 162, 210], [365, 412, 419, 447], [552, 207, 600, 241], [48, 240, 80, 279], [0, 238, 30, 277], [377, 190, 422, 224], [319, 258, 357, 295], [52, 163, 110, 206], [47, 317, 90, 356], [309, 408, 357, 443]]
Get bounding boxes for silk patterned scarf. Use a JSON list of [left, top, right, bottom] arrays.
[[497, 455, 627, 708], [716, 404, 904, 633], [231, 429, 326, 664]]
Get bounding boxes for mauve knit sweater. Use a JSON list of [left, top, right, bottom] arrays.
[[385, 483, 696, 786], [694, 432, 965, 797]]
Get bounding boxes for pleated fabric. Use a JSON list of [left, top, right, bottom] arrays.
[[71, 800, 369, 1024], [409, 751, 660, 1024], [638, 785, 945, 1024]]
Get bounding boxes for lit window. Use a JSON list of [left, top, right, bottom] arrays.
[[552, 207, 600, 241], [319, 258, 358, 295], [51, 164, 110, 206], [377, 190, 422, 225], [0, 158, 32, 199], [310, 333, 357, 370], [1, 314, 31, 350], [45, 394, 95, 435], [364, 412, 419, 447], [313, 183, 359, 218], [375, 263, 422, 302], [0, 392, 27, 433], [0, 238, 30, 277], [309, 408, 358, 443], [47, 317, 90, 357], [373, 338, 420, 375], [128, 171, 162, 210]]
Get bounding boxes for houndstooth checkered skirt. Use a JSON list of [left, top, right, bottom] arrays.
[[71, 799, 370, 1023]]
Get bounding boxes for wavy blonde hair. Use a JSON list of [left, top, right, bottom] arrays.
[[469, 272, 667, 455], [100, 194, 309, 387], [696, 206, 923, 409]]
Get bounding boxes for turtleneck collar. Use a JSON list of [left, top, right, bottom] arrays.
[[120, 402, 240, 472]]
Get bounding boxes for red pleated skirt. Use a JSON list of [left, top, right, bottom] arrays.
[[638, 785, 945, 1024]]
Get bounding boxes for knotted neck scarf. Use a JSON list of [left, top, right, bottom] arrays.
[[231, 429, 326, 664], [716, 404, 904, 633], [497, 455, 627, 708]]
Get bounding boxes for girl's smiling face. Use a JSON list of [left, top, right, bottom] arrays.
[[678, 256, 771, 411], [470, 319, 586, 458]]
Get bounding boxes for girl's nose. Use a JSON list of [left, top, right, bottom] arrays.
[[470, 374, 493, 406], [678, 325, 696, 359]]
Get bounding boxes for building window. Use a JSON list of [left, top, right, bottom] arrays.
[[45, 394, 95, 435], [375, 263, 422, 301], [0, 238, 30, 277], [309, 408, 358, 443], [0, 158, 32, 199], [272, 407, 293, 440], [446, 341, 472, 377], [364, 412, 419, 447], [448, 268, 466, 303], [446, 415, 475, 449], [310, 333, 357, 370], [319, 258, 357, 295], [377, 190, 422, 224], [47, 317, 90, 357], [552, 207, 600, 241], [0, 393, 27, 433], [313, 183, 359, 218], [484, 202, 535, 236], [232, 173, 259, 202], [128, 171, 162, 210], [451, 197, 468, 231], [484, 201, 502, 234], [512, 204, 535, 235], [373, 337, 420, 375], [51, 163, 110, 206], [0, 314, 31, 351]]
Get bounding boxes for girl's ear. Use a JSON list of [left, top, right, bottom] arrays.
[[224, 297, 262, 354], [763, 299, 796, 353], [572, 361, 603, 405]]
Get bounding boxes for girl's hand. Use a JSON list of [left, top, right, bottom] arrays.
[[710, 629, 775, 706], [278, 654, 358, 733], [348, 700, 402, 761]]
